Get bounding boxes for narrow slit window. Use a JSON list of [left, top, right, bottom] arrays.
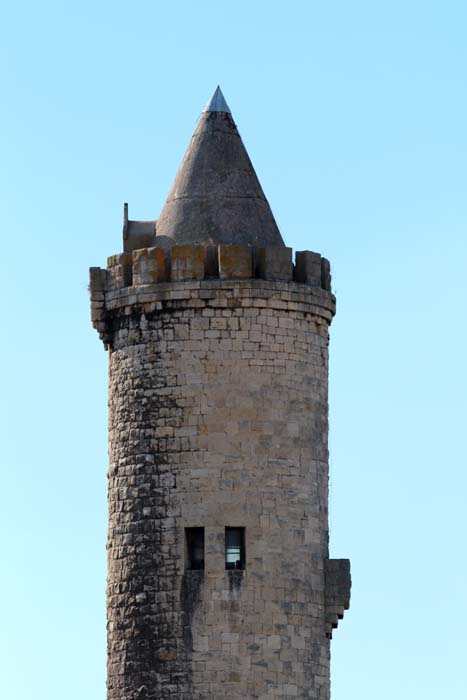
[[186, 527, 205, 570], [225, 527, 245, 570]]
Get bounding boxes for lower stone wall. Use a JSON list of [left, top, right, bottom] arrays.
[[105, 279, 340, 700]]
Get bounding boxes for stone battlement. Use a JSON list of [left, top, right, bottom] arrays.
[[90, 245, 335, 349], [90, 244, 331, 294]]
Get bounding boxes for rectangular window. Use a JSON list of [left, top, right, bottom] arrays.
[[186, 527, 205, 570], [225, 527, 245, 570]]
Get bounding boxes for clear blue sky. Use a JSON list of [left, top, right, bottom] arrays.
[[1, 1, 466, 698]]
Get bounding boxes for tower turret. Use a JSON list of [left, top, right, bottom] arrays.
[[90, 87, 350, 700]]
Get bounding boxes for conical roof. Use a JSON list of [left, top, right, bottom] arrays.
[[155, 87, 285, 248]]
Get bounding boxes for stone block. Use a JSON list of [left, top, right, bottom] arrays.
[[170, 246, 206, 281], [256, 246, 293, 281], [132, 247, 167, 285], [89, 267, 107, 294], [218, 245, 253, 279], [106, 252, 133, 289], [321, 257, 332, 291], [295, 251, 322, 287], [324, 558, 351, 603]]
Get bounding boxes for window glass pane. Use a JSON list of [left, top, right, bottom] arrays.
[[226, 546, 241, 564]]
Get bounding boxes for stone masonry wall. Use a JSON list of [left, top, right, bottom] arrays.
[[91, 245, 350, 700]]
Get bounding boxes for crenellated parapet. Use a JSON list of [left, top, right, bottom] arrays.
[[89, 244, 335, 348], [94, 245, 331, 289]]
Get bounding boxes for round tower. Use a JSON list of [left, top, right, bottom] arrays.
[[90, 87, 350, 700]]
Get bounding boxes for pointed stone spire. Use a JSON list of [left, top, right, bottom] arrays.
[[155, 87, 285, 248]]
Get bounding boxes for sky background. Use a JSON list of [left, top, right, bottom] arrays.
[[1, 1, 466, 698]]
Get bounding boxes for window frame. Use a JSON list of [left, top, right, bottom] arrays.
[[225, 527, 246, 571], [185, 527, 205, 571]]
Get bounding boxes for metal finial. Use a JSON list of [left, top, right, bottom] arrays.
[[203, 85, 231, 114]]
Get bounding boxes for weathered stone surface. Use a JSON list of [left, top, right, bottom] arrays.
[[256, 246, 293, 281], [321, 258, 332, 292], [155, 110, 285, 249], [89, 266, 107, 294], [170, 246, 206, 281], [295, 251, 322, 287], [133, 247, 167, 285], [107, 252, 133, 290], [218, 245, 253, 279]]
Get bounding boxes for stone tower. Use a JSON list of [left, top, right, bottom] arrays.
[[90, 87, 350, 700]]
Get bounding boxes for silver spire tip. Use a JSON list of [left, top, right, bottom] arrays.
[[203, 85, 231, 114]]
